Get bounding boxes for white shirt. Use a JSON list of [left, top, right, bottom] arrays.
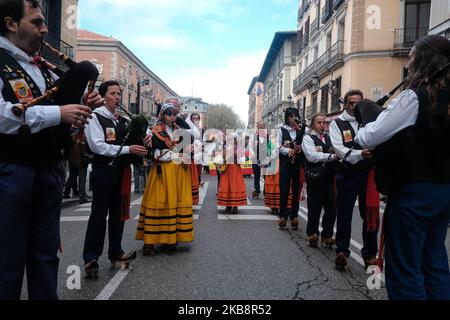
[[85, 106, 130, 157], [0, 36, 60, 134], [277, 124, 298, 156], [355, 89, 419, 150], [302, 131, 337, 163], [329, 110, 364, 164]]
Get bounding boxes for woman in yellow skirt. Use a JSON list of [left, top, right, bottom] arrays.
[[217, 135, 247, 214], [136, 104, 194, 255]]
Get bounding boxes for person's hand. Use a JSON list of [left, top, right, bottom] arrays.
[[287, 149, 296, 158], [294, 145, 302, 153], [362, 149, 373, 159], [60, 104, 92, 128], [143, 134, 152, 148], [129, 145, 148, 157], [83, 91, 105, 108]]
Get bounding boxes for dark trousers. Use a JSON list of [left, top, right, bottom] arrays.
[[0, 163, 62, 300], [335, 170, 378, 259], [252, 164, 261, 193], [64, 162, 78, 196], [133, 164, 146, 193], [279, 163, 301, 220], [306, 175, 336, 238], [83, 163, 125, 264], [385, 183, 450, 300]]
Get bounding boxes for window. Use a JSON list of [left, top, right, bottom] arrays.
[[331, 76, 342, 111], [320, 84, 329, 113], [312, 92, 318, 113], [405, 1, 431, 43]]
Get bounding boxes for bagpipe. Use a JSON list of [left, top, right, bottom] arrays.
[[109, 104, 149, 167], [12, 41, 99, 116], [289, 117, 308, 165], [352, 63, 450, 194]]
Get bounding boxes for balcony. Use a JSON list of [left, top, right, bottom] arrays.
[[321, 0, 333, 24], [332, 0, 345, 10], [393, 28, 429, 56], [303, 32, 310, 48], [293, 61, 318, 94], [298, 5, 304, 22], [310, 18, 319, 39], [303, 0, 311, 12], [306, 105, 316, 120], [316, 40, 345, 78], [42, 33, 75, 72]]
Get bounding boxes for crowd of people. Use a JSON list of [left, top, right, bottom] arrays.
[[0, 0, 449, 301]]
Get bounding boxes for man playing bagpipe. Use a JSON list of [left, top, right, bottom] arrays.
[[82, 80, 148, 278], [0, 0, 103, 300]]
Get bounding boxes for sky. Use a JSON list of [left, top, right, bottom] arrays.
[[78, 0, 298, 124]]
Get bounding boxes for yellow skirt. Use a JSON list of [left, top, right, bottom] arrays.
[[136, 162, 194, 245]]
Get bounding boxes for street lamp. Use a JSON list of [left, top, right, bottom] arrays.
[[136, 78, 150, 114]]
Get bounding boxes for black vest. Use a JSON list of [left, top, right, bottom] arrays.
[[306, 134, 333, 170], [92, 113, 126, 165], [334, 118, 373, 172], [0, 48, 65, 168], [279, 126, 302, 167], [410, 87, 450, 183]]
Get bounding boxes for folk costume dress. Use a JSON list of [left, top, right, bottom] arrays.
[[263, 139, 293, 210], [217, 140, 247, 208], [136, 122, 194, 246]]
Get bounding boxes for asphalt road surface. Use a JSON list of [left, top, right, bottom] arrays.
[[22, 172, 450, 300]]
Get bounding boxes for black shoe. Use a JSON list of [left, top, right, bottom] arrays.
[[335, 253, 349, 271], [79, 197, 91, 205], [231, 207, 238, 214], [225, 207, 232, 214], [84, 260, 99, 279], [308, 235, 319, 248], [63, 194, 71, 199], [109, 251, 137, 270], [143, 245, 155, 256]]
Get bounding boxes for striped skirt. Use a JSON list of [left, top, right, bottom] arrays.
[[136, 162, 194, 245], [217, 164, 247, 207], [264, 171, 293, 209], [189, 164, 200, 205]]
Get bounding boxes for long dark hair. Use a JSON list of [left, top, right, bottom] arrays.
[[284, 107, 300, 125], [407, 35, 450, 129]]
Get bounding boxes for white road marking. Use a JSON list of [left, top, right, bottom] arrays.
[[298, 206, 385, 282], [299, 207, 362, 251], [218, 214, 278, 221], [198, 182, 209, 205], [95, 269, 130, 300], [131, 196, 143, 206], [79, 203, 92, 208], [75, 208, 92, 213], [61, 216, 90, 222]]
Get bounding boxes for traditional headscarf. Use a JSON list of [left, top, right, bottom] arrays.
[[158, 103, 177, 120]]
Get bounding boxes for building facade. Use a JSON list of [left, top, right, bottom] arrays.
[[258, 32, 298, 127], [76, 30, 178, 118], [247, 77, 264, 130], [293, 0, 431, 124], [40, 0, 78, 69], [180, 97, 210, 127], [429, 0, 450, 38]]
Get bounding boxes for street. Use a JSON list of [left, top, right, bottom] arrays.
[[21, 171, 449, 301]]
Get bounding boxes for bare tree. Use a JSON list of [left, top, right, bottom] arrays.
[[204, 104, 245, 131]]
